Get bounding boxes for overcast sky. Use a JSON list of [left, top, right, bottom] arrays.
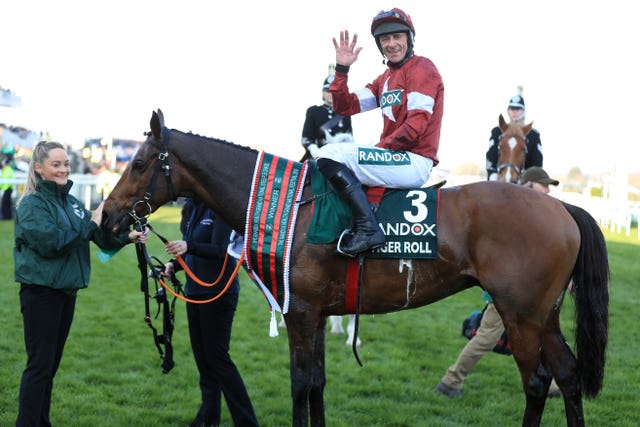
[[1, 0, 638, 177]]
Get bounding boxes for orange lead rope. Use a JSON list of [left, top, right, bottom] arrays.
[[158, 250, 245, 305], [144, 223, 245, 304], [169, 243, 229, 287]]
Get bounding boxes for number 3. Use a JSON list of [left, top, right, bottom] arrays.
[[403, 190, 428, 222]]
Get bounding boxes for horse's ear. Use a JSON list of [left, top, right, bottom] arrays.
[[499, 114, 508, 131], [522, 121, 533, 136], [150, 110, 162, 140]]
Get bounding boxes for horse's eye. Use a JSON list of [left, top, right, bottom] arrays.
[[132, 159, 145, 171]]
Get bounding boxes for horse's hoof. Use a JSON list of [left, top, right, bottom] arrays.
[[330, 324, 344, 334], [184, 415, 218, 427], [346, 338, 362, 348], [435, 381, 463, 398]]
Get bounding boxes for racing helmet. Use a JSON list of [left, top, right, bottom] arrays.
[[371, 8, 415, 58]]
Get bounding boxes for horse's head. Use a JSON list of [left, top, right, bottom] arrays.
[[496, 114, 533, 183], [102, 109, 194, 233]]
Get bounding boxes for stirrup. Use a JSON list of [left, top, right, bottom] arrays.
[[336, 229, 357, 258], [336, 229, 385, 257]]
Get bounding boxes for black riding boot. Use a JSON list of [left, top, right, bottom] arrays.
[[317, 158, 386, 257]]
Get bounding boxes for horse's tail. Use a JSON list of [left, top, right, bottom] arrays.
[[563, 202, 610, 398]]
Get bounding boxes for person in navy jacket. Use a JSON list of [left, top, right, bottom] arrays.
[[164, 198, 259, 427]]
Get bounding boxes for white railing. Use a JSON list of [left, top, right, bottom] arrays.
[[557, 192, 639, 239], [0, 172, 120, 210]]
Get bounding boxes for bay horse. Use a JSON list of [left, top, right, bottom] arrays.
[[102, 110, 609, 427], [496, 114, 531, 183]]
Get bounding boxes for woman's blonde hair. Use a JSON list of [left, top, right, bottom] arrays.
[[17, 140, 66, 206]]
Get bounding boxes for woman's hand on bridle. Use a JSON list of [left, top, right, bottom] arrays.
[[128, 226, 148, 244]]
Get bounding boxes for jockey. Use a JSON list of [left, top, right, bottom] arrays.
[[315, 7, 444, 257], [486, 94, 543, 180]]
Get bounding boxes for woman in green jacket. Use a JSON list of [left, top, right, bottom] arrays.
[[13, 141, 147, 427]]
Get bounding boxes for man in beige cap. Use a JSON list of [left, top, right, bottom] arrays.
[[436, 165, 562, 399]]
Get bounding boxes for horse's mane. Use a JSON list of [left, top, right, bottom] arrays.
[[171, 128, 258, 154]]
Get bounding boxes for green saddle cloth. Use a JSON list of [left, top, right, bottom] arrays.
[[307, 163, 352, 244]]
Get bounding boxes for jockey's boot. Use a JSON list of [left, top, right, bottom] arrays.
[[317, 158, 386, 257]]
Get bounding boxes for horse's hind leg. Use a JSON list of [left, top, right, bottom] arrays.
[[329, 315, 344, 334], [345, 315, 362, 347], [507, 321, 548, 427], [541, 311, 585, 426], [329, 315, 362, 347]]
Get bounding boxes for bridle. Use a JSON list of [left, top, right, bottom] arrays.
[[128, 127, 176, 225], [496, 133, 528, 183]]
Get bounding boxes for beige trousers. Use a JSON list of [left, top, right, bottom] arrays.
[[441, 303, 561, 394], [440, 303, 504, 390]]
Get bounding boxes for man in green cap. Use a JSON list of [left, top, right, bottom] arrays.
[[521, 166, 559, 194]]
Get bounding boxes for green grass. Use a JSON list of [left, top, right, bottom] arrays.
[[1, 207, 638, 426]]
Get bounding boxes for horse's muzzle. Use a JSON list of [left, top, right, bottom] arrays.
[[102, 210, 134, 234]]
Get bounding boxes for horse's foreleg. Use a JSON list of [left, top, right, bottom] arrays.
[[309, 319, 327, 427], [286, 312, 326, 427]]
